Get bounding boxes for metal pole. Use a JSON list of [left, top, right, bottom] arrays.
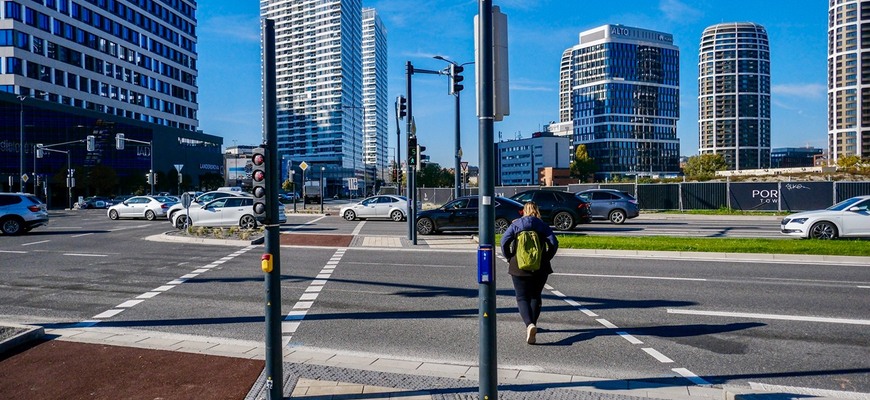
[[19, 96, 25, 193], [406, 62, 414, 241], [33, 145, 37, 197], [455, 92, 461, 199], [477, 1, 497, 398], [150, 143, 154, 195], [67, 152, 72, 210], [320, 167, 324, 214], [291, 171, 297, 213], [262, 18, 283, 400]]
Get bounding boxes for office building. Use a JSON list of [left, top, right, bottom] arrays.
[[770, 147, 823, 168], [261, 0, 365, 195], [495, 131, 569, 186], [1, 0, 222, 200], [698, 22, 771, 170], [362, 7, 387, 193], [828, 0, 870, 160], [561, 25, 681, 179]]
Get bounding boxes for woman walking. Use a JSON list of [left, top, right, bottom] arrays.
[[500, 201, 558, 344]]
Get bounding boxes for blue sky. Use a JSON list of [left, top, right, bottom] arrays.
[[195, 0, 828, 167]]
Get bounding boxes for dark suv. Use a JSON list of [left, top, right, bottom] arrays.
[[510, 190, 591, 230], [0, 193, 49, 235]]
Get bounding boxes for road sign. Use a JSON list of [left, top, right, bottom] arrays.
[[299, 161, 309, 171], [461, 162, 469, 172], [174, 164, 184, 172], [21, 174, 29, 183]]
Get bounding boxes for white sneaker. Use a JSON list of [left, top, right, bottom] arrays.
[[526, 324, 537, 344]]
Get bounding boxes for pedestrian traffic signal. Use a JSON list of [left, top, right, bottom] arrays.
[[408, 136, 417, 168], [397, 95, 407, 120], [86, 135, 95, 151], [449, 64, 464, 94], [116, 133, 125, 150], [36, 144, 44, 158], [416, 144, 427, 171], [251, 146, 268, 222]]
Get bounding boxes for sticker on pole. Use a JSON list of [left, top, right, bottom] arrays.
[[477, 245, 493, 283]]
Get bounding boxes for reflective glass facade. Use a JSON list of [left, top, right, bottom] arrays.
[[698, 22, 771, 170], [828, 0, 870, 160], [566, 25, 681, 179]]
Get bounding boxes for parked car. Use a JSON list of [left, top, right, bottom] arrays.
[[575, 189, 639, 224], [416, 196, 523, 235], [0, 193, 49, 235], [78, 196, 112, 209], [510, 189, 591, 231], [166, 190, 249, 221], [107, 196, 177, 221], [340, 195, 408, 221], [171, 196, 287, 229], [780, 195, 870, 239]]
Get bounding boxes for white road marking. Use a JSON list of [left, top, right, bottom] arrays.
[[0, 250, 27, 254], [642, 348, 674, 363], [283, 248, 345, 342], [553, 272, 707, 282], [22, 240, 50, 246], [617, 332, 643, 344], [596, 319, 619, 329], [351, 221, 366, 236], [673, 368, 711, 386], [748, 382, 870, 399], [63, 253, 108, 257], [71, 233, 94, 238], [283, 215, 327, 232], [294, 301, 314, 309], [117, 300, 144, 308], [667, 309, 870, 326], [859, 286, 870, 289], [93, 309, 124, 319], [153, 285, 175, 292], [137, 292, 160, 299]]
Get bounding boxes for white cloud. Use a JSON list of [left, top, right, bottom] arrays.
[[658, 0, 702, 22], [199, 15, 261, 43], [511, 84, 553, 92], [771, 83, 826, 99]]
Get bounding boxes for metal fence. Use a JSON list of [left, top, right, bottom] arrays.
[[400, 181, 870, 212]]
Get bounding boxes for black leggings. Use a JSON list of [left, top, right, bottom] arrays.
[[511, 274, 549, 326]]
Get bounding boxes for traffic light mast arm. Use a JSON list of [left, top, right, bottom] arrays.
[[40, 139, 84, 149]]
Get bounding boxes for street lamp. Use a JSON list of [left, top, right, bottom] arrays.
[[18, 95, 26, 193], [433, 56, 474, 199], [320, 166, 325, 214], [290, 169, 296, 213]]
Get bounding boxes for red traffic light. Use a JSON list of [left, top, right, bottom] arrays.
[[252, 170, 265, 182], [253, 153, 265, 166]]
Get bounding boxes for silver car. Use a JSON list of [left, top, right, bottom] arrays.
[[172, 197, 287, 229], [166, 190, 248, 221], [107, 196, 177, 221], [575, 189, 640, 224], [340, 195, 408, 221], [0, 193, 49, 235]]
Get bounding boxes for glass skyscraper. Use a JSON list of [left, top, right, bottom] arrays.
[[828, 0, 870, 160], [561, 25, 681, 179], [698, 22, 771, 170], [261, 0, 364, 186], [362, 7, 387, 191]]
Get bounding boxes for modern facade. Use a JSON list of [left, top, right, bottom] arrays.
[[362, 7, 387, 193], [561, 25, 681, 180], [828, 0, 870, 160], [698, 22, 771, 170], [0, 0, 222, 200], [261, 0, 365, 194], [770, 147, 823, 168], [495, 131, 570, 186]]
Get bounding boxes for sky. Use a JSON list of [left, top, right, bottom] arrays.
[[195, 0, 828, 167]]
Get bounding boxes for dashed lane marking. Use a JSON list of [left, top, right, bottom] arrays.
[[64, 253, 108, 257], [552, 272, 707, 282], [351, 221, 366, 236], [673, 368, 712, 386], [22, 240, 50, 246], [667, 309, 870, 325], [642, 348, 674, 363], [282, 248, 346, 345]]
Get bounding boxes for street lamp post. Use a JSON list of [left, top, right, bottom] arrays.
[[18, 95, 26, 193], [290, 170, 296, 213], [433, 56, 473, 199], [320, 166, 325, 214]]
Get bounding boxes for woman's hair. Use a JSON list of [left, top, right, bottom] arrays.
[[523, 201, 541, 218]]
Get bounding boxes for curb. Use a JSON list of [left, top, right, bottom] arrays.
[[0, 323, 45, 355]]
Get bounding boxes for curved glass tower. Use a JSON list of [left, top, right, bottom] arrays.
[[698, 22, 771, 170], [828, 0, 870, 161]]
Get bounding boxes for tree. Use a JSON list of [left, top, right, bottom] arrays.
[[570, 144, 596, 182], [683, 154, 727, 179], [416, 163, 454, 187]]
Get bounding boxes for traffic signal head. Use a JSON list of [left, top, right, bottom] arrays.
[[86, 135, 95, 151], [116, 133, 125, 150], [396, 95, 407, 120], [416, 144, 427, 171], [251, 147, 268, 222], [36, 144, 44, 158], [449, 64, 464, 94], [408, 136, 417, 168]]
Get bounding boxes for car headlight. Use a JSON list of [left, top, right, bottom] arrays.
[[789, 218, 808, 224]]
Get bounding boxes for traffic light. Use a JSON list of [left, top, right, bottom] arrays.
[[416, 144, 427, 171], [36, 144, 44, 158], [145, 173, 151, 185], [251, 146, 268, 222], [86, 135, 95, 151], [408, 136, 417, 168], [116, 133, 125, 150], [449, 64, 464, 94], [396, 95, 407, 120]]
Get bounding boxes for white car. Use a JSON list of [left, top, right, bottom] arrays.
[[171, 197, 286, 229], [166, 190, 248, 221], [340, 195, 408, 221], [780, 195, 870, 239], [107, 196, 176, 221]]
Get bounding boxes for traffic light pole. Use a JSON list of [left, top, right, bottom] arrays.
[[405, 62, 443, 245]]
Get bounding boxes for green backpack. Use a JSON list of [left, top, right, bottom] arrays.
[[516, 230, 542, 272]]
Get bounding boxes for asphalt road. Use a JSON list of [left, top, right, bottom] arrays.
[[1, 210, 867, 394]]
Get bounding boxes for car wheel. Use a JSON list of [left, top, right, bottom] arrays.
[[416, 217, 435, 235], [553, 211, 575, 231], [175, 215, 191, 230], [390, 210, 404, 222], [1, 217, 24, 235], [239, 215, 257, 229], [343, 210, 356, 221], [145, 210, 156, 221], [109, 210, 119, 220], [494, 218, 510, 234], [809, 221, 837, 240], [608, 209, 626, 224]]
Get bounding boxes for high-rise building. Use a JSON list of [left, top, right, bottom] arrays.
[[0, 0, 222, 196], [561, 25, 681, 179], [262, 0, 364, 192], [698, 22, 771, 170], [828, 0, 870, 160], [362, 8, 388, 192]]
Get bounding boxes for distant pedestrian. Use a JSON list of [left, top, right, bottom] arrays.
[[500, 201, 558, 344]]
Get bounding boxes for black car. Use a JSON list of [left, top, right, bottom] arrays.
[[510, 189, 591, 230], [416, 196, 523, 235], [78, 196, 112, 209]]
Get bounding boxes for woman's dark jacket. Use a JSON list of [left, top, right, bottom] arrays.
[[499, 216, 558, 277]]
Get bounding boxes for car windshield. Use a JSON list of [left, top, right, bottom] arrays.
[[827, 197, 867, 211]]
